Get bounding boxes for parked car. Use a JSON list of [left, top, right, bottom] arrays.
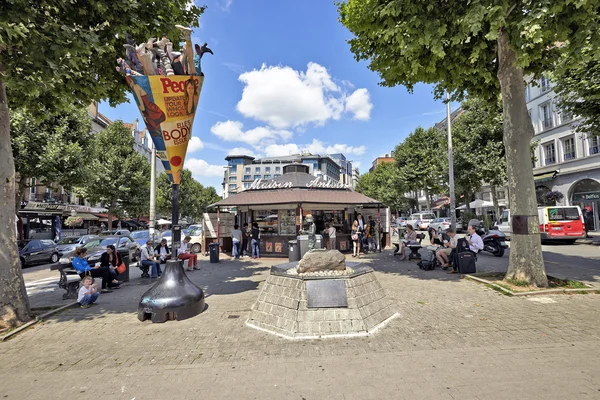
[[100, 229, 131, 236], [58, 235, 140, 269], [406, 212, 436, 230], [129, 230, 160, 247], [394, 217, 407, 228], [187, 227, 203, 253], [429, 218, 464, 233], [161, 230, 172, 246], [19, 239, 61, 267], [54, 235, 98, 254]]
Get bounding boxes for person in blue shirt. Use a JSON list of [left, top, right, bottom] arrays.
[[72, 247, 114, 293]]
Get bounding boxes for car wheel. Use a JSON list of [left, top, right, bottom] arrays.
[[191, 243, 201, 253], [50, 253, 59, 263]]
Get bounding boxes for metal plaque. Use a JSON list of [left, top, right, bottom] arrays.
[[306, 280, 347, 308], [512, 215, 529, 235]]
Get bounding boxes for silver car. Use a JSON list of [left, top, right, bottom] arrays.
[[55, 235, 98, 254]]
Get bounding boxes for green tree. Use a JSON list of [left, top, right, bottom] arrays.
[[0, 0, 203, 328], [338, 1, 600, 286], [553, 47, 600, 136], [76, 122, 151, 227], [157, 170, 221, 221], [10, 105, 93, 212], [393, 127, 447, 209], [355, 162, 412, 213]]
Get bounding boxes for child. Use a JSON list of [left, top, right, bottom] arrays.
[[78, 276, 99, 308]]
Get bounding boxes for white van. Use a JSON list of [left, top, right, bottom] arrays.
[[495, 206, 585, 243], [406, 212, 436, 230]]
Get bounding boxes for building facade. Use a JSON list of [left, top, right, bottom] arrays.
[[328, 153, 353, 186], [222, 153, 345, 198], [369, 153, 395, 172]]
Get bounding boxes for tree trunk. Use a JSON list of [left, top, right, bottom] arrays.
[[491, 184, 500, 222], [107, 202, 113, 231], [497, 29, 548, 287], [0, 80, 33, 329], [465, 190, 471, 213]]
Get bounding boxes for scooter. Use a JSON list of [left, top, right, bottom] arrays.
[[469, 220, 508, 257]]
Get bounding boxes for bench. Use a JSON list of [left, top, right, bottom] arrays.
[[407, 233, 426, 260], [50, 264, 81, 300]]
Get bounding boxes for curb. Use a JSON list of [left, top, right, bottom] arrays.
[[0, 301, 78, 342], [464, 275, 598, 296]]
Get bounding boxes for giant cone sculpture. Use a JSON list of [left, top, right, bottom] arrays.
[[138, 259, 205, 322], [129, 73, 206, 322]]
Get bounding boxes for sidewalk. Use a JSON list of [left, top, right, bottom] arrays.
[[1, 250, 599, 399]]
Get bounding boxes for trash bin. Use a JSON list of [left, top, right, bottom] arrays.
[[297, 235, 309, 258], [288, 240, 300, 262], [315, 234, 323, 250], [117, 250, 130, 282], [209, 242, 219, 263]]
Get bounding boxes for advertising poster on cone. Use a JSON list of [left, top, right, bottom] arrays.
[[127, 74, 203, 184]]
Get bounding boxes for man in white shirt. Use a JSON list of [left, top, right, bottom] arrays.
[[231, 224, 243, 260], [141, 240, 161, 278], [466, 225, 484, 253], [327, 224, 336, 250]]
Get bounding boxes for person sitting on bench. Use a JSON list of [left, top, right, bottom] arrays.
[[72, 247, 114, 293], [398, 224, 418, 261], [435, 229, 457, 270], [449, 224, 484, 274]]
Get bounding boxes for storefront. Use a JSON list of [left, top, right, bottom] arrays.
[[210, 164, 384, 257], [570, 178, 600, 232]]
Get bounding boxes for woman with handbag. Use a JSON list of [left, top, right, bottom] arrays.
[[99, 245, 123, 288], [351, 220, 361, 258], [72, 247, 115, 293]]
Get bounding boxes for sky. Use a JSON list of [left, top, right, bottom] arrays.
[[99, 0, 457, 194]]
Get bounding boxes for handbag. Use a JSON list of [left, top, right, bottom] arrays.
[[351, 233, 359, 241], [115, 253, 126, 275]]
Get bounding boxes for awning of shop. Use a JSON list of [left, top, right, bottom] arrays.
[[431, 196, 450, 210], [77, 212, 100, 221], [534, 170, 559, 183]]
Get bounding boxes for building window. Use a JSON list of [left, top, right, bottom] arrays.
[[228, 184, 237, 190], [255, 167, 260, 173], [559, 109, 573, 125], [229, 165, 237, 173], [264, 174, 272, 179], [253, 174, 261, 180], [541, 103, 553, 130], [265, 167, 271, 173], [497, 191, 506, 200], [29, 178, 36, 200], [245, 167, 251, 174], [589, 135, 600, 155], [562, 137, 576, 161], [228, 176, 237, 182], [544, 142, 556, 165], [525, 85, 531, 102], [243, 175, 251, 181], [243, 183, 251, 189], [482, 192, 491, 201], [275, 166, 281, 173], [274, 174, 281, 178], [540, 76, 551, 92]]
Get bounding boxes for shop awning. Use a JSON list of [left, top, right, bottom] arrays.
[[77, 212, 99, 221], [534, 170, 559, 183], [210, 188, 382, 208]]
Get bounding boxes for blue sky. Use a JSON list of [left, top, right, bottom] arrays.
[[100, 0, 456, 193]]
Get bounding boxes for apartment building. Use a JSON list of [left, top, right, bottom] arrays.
[[223, 153, 345, 198], [328, 153, 353, 186], [478, 76, 600, 231], [369, 153, 395, 172]]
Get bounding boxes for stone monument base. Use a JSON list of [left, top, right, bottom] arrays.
[[246, 262, 398, 339]]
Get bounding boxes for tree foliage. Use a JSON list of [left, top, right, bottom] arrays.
[[338, 0, 600, 287], [355, 162, 413, 212], [157, 169, 221, 221], [75, 122, 150, 224], [393, 126, 447, 208], [10, 105, 93, 209], [0, 1, 204, 110], [553, 47, 600, 136]]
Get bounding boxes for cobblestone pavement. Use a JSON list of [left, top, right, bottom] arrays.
[[2, 250, 600, 400]]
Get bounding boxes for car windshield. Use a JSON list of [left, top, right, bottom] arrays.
[[100, 238, 119, 247], [84, 239, 103, 248], [18, 241, 28, 250], [190, 228, 202, 236], [130, 231, 149, 239], [57, 237, 81, 244]]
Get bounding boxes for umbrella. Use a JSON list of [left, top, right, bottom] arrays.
[[156, 218, 172, 225], [457, 199, 494, 210]]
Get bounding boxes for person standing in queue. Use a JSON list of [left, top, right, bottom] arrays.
[[251, 222, 261, 259]]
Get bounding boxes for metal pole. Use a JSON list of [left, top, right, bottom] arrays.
[[171, 184, 180, 260], [446, 89, 457, 231], [149, 143, 156, 237]]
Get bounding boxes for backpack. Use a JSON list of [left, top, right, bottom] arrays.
[[418, 247, 435, 262], [455, 237, 470, 253], [418, 260, 435, 270]]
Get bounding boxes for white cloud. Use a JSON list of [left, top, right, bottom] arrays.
[[210, 120, 292, 146], [263, 143, 301, 157], [219, 0, 233, 11], [345, 88, 373, 121], [351, 161, 361, 170], [187, 136, 204, 153], [185, 158, 225, 180], [236, 62, 370, 129], [261, 139, 365, 158]]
